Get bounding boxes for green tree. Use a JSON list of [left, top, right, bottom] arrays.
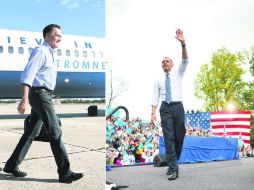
[[243, 46, 254, 110], [245, 47, 254, 148], [248, 46, 254, 77], [195, 47, 254, 146], [250, 116, 254, 149], [194, 48, 247, 111]]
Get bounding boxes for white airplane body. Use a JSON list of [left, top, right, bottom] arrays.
[[0, 29, 107, 98]]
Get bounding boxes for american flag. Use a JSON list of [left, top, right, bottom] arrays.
[[211, 111, 251, 145], [185, 112, 210, 130]]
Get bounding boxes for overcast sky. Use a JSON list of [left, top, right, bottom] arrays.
[[106, 0, 254, 120]]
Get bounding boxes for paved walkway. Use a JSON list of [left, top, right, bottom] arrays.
[[107, 158, 254, 190], [0, 103, 105, 190]]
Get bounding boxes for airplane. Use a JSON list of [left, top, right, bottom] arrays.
[[0, 29, 107, 99]]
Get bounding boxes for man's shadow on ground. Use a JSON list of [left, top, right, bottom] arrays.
[[0, 172, 58, 183]]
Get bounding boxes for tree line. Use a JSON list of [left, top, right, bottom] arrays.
[[194, 47, 254, 148]]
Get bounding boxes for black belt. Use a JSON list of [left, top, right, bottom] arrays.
[[31, 86, 53, 93], [162, 101, 182, 105]]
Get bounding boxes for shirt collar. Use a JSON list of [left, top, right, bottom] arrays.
[[164, 72, 170, 77], [42, 42, 55, 54]]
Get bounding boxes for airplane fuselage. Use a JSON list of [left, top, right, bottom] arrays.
[[0, 29, 107, 99]]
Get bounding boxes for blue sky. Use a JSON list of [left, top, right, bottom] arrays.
[[0, 0, 105, 37]]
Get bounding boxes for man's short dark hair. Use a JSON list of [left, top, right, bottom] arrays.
[[43, 24, 61, 38]]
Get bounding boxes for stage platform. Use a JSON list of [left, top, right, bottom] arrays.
[[160, 136, 239, 163]]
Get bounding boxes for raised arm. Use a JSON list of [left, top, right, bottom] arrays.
[[175, 29, 188, 59]]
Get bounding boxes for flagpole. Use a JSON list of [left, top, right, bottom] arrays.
[[223, 124, 226, 137]]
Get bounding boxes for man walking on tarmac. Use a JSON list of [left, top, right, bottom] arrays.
[[3, 24, 84, 183]]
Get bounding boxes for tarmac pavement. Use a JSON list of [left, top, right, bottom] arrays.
[[0, 103, 105, 190]]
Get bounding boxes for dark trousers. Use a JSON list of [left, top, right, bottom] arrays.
[[5, 88, 71, 177], [159, 101, 185, 172]]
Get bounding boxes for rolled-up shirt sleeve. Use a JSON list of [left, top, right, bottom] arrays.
[[179, 59, 188, 77], [20, 48, 45, 86], [151, 80, 160, 106]]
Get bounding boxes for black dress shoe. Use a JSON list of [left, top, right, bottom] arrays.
[[3, 166, 27, 177], [168, 171, 178, 180], [59, 172, 84, 183], [166, 168, 178, 178]]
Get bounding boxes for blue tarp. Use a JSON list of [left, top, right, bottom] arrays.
[[159, 136, 239, 163]]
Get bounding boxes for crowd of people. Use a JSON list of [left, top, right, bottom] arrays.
[[185, 125, 215, 137], [106, 115, 217, 166], [106, 116, 160, 166], [238, 138, 254, 158], [106, 115, 253, 166]]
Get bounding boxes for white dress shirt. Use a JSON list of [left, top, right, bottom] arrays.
[[151, 59, 188, 106], [20, 42, 56, 90]]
